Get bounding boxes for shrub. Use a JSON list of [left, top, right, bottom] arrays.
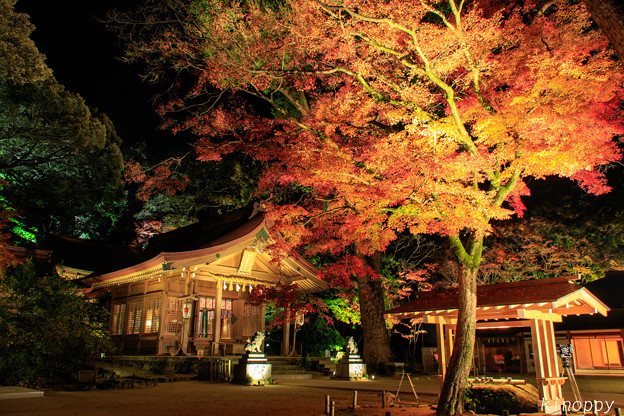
[[0, 261, 112, 386]]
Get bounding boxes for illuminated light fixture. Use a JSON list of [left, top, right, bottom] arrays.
[[371, 375, 375, 380], [223, 281, 227, 290], [236, 284, 241, 291], [181, 272, 184, 277], [192, 273, 196, 277], [249, 284, 253, 292]]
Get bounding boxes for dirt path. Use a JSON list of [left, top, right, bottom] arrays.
[[2, 381, 434, 416]]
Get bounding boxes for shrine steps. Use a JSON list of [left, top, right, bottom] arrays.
[[266, 356, 314, 380], [308, 357, 336, 375]]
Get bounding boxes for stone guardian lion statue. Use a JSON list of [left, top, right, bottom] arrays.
[[244, 331, 265, 353], [346, 336, 358, 354]]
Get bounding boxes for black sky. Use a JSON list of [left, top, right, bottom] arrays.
[[15, 0, 169, 150]]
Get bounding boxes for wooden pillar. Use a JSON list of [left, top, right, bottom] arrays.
[[435, 321, 447, 385], [530, 317, 564, 414], [544, 319, 564, 406], [445, 325, 454, 359], [530, 318, 544, 378], [139, 281, 148, 354], [260, 304, 266, 333], [180, 271, 191, 354], [158, 290, 167, 355], [214, 279, 223, 355], [282, 307, 291, 356]]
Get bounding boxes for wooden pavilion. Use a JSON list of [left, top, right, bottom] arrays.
[[384, 276, 609, 414], [60, 205, 328, 356]]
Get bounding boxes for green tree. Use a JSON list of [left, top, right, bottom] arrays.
[[0, 0, 124, 242], [0, 0, 49, 85], [0, 261, 112, 386]]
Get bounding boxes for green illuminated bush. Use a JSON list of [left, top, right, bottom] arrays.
[[0, 261, 112, 387]]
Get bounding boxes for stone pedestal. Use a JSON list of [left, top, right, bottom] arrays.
[[335, 353, 367, 380], [234, 352, 272, 384]]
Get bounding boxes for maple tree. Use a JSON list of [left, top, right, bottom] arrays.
[[126, 151, 263, 241], [115, 0, 623, 413]]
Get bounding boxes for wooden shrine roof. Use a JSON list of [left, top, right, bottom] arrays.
[[385, 276, 609, 324], [76, 203, 329, 294]]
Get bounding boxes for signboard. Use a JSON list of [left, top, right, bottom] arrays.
[[557, 343, 574, 368], [183, 301, 193, 319]]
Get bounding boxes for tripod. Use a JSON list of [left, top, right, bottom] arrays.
[[395, 372, 420, 405]]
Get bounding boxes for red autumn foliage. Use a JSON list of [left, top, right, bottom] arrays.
[[124, 0, 622, 262], [316, 255, 378, 290], [123, 158, 189, 202], [248, 282, 321, 328]]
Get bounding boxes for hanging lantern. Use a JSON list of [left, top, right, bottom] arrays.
[[182, 299, 193, 319]]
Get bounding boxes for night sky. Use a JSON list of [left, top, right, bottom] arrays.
[[15, 0, 170, 149]]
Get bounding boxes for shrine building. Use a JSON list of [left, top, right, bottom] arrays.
[[56, 204, 328, 356]]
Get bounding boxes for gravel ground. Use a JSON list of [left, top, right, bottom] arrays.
[[1, 380, 434, 416]]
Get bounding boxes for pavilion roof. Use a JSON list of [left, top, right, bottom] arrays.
[[385, 276, 609, 325]]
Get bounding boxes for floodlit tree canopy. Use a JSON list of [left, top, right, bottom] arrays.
[[0, 0, 124, 240]]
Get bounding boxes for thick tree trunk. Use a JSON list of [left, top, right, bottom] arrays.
[[436, 265, 478, 416], [582, 0, 624, 60], [289, 322, 300, 356], [281, 309, 290, 356], [357, 252, 393, 373]]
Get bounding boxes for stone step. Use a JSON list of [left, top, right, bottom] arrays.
[[272, 368, 309, 374], [269, 361, 301, 368], [308, 357, 336, 374], [270, 364, 308, 372], [271, 373, 313, 380], [266, 356, 315, 380]]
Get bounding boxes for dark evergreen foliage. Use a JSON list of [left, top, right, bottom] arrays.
[[0, 261, 112, 387]]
